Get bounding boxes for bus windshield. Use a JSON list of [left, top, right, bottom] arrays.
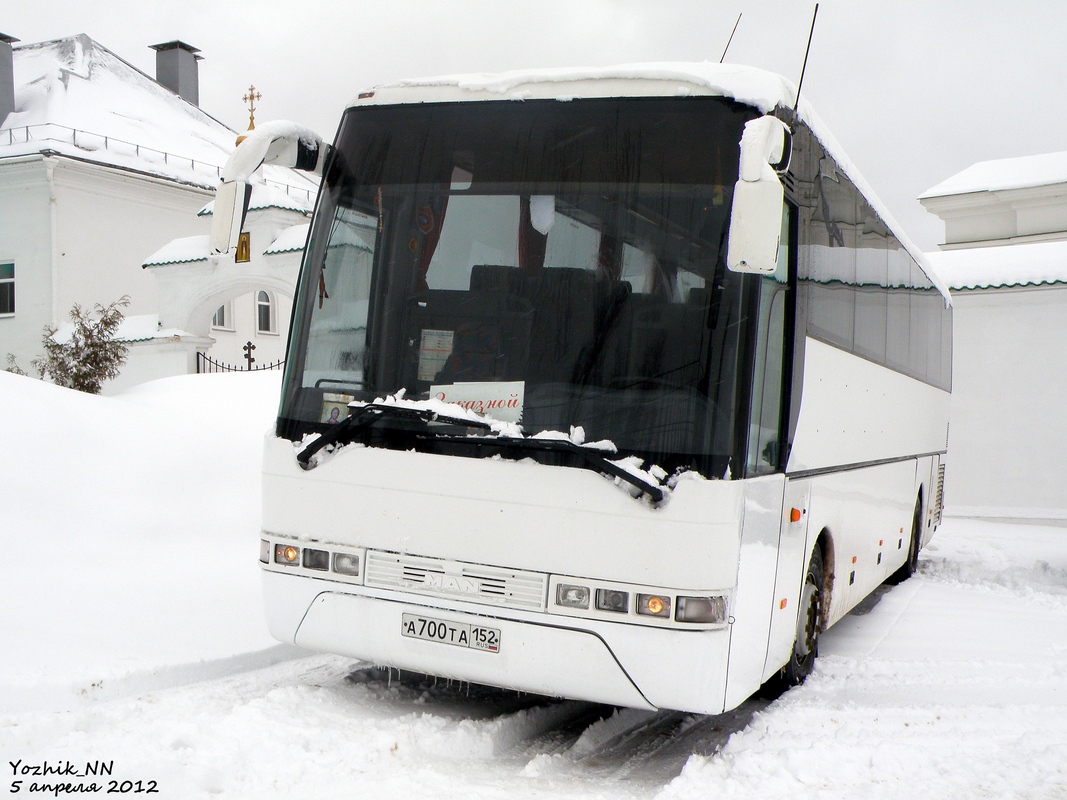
[[279, 96, 762, 478]]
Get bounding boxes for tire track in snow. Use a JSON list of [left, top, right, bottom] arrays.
[[337, 665, 769, 785], [2, 650, 771, 797], [0, 643, 309, 715], [513, 701, 769, 784]]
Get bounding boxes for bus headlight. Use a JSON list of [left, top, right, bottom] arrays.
[[555, 583, 590, 609], [332, 552, 361, 577], [675, 595, 727, 624]]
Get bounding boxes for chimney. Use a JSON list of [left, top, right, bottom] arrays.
[[149, 40, 201, 106], [0, 33, 18, 127]]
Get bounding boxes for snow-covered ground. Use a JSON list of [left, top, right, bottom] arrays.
[[1, 371, 1065, 799]]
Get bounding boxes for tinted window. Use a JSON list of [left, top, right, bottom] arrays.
[[280, 97, 762, 478], [791, 125, 950, 391]]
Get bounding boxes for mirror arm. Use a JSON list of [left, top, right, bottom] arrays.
[[738, 115, 790, 182]]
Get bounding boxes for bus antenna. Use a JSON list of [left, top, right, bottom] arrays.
[[793, 4, 819, 113], [719, 12, 742, 63]]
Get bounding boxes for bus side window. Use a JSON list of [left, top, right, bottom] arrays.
[[747, 204, 791, 476]]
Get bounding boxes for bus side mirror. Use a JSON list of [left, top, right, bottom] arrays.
[[727, 116, 790, 275], [210, 179, 252, 255], [209, 121, 326, 255]]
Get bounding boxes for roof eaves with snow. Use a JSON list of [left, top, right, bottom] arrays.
[[51, 313, 194, 344], [920, 150, 1067, 199], [197, 184, 313, 217], [925, 239, 1067, 291], [142, 234, 210, 268], [264, 223, 311, 255]]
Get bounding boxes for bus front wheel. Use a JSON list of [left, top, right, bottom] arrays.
[[781, 545, 823, 686]]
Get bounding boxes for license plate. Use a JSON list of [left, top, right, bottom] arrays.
[[401, 613, 500, 653]]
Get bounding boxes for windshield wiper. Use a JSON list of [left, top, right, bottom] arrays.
[[297, 404, 665, 502], [426, 433, 667, 502], [296, 402, 492, 468]]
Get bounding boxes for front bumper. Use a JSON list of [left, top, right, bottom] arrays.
[[264, 569, 732, 714]]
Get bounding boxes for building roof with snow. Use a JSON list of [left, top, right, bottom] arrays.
[[142, 235, 210, 268], [926, 239, 1067, 291], [920, 149, 1067, 252], [920, 150, 1067, 199], [262, 223, 311, 256], [0, 33, 317, 202], [52, 313, 194, 345], [197, 183, 312, 218]]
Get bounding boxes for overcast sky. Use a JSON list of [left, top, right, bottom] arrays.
[[6, 0, 1067, 251]]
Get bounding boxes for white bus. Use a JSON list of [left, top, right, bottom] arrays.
[[213, 64, 950, 715]]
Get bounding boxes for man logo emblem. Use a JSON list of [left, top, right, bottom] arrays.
[[423, 572, 479, 595]]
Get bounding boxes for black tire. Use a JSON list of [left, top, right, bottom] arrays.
[[887, 496, 923, 584], [780, 545, 824, 687]]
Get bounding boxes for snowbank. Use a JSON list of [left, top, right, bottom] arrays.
[[0, 370, 283, 707]]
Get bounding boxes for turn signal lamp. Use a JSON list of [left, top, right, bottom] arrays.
[[275, 544, 300, 566], [332, 552, 361, 577], [595, 588, 630, 613], [675, 595, 727, 624], [556, 584, 590, 609], [637, 594, 671, 618]]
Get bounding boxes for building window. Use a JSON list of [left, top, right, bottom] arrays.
[[257, 291, 274, 334], [212, 301, 233, 330], [0, 263, 13, 315]]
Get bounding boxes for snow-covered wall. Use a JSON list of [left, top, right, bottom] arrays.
[[52, 158, 211, 317], [0, 157, 52, 363], [0, 153, 211, 368], [924, 154, 1067, 522], [945, 283, 1067, 521]]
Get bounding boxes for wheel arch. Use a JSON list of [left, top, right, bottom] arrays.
[[813, 527, 834, 630]]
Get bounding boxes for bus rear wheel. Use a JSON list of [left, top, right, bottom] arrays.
[[781, 545, 823, 687], [888, 496, 923, 584]]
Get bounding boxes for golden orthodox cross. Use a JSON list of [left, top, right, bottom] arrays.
[[243, 85, 262, 131]]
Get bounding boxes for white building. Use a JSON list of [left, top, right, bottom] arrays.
[[921, 152, 1067, 523], [0, 33, 315, 392]]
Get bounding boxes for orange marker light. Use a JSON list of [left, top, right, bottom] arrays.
[[789, 508, 802, 523], [852, 556, 858, 564], [780, 598, 788, 609], [274, 543, 302, 567], [637, 593, 671, 618]]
